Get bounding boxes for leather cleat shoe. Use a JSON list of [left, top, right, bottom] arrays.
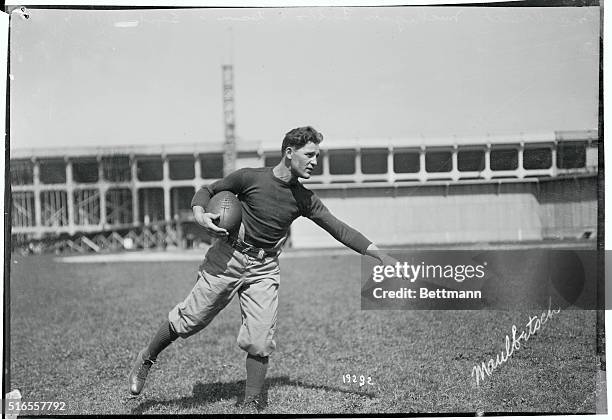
[[128, 348, 155, 395], [236, 395, 267, 413]]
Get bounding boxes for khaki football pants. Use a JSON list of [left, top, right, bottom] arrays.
[[168, 238, 280, 357]]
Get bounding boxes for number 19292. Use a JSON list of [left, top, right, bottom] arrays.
[[342, 374, 374, 386]]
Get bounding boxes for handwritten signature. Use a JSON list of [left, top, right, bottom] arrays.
[[471, 297, 561, 386]]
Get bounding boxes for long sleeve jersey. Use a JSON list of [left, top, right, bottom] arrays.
[[191, 167, 372, 254]]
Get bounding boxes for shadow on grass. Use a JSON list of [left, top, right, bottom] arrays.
[[130, 375, 375, 414]]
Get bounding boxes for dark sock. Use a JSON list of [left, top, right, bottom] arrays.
[[146, 320, 178, 361], [245, 354, 269, 399]]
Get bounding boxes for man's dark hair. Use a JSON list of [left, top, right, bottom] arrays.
[[281, 126, 323, 156]]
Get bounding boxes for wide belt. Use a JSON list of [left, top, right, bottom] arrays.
[[230, 237, 278, 260]]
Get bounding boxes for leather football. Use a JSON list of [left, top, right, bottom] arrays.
[[206, 191, 242, 233]]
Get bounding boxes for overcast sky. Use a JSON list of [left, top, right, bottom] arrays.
[[8, 5, 600, 150]]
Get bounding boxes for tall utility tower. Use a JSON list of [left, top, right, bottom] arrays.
[[222, 64, 236, 176]]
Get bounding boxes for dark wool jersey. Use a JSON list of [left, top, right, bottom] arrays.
[[191, 167, 372, 254]]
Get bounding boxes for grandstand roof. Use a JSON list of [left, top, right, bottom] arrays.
[[10, 129, 598, 160]]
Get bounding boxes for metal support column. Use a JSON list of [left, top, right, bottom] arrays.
[[517, 143, 525, 179], [355, 148, 363, 183], [451, 146, 459, 181], [163, 155, 171, 222], [131, 155, 140, 226], [172, 188, 179, 220], [65, 159, 75, 235], [98, 156, 107, 228], [418, 146, 427, 183], [193, 152, 201, 190], [387, 146, 395, 183], [32, 158, 42, 231], [483, 144, 492, 180], [551, 145, 558, 177]]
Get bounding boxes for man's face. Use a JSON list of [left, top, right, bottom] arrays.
[[288, 141, 320, 179]]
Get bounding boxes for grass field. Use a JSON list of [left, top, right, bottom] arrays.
[[7, 250, 602, 416]]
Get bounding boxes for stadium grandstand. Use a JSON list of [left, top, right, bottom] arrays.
[[9, 129, 598, 252]]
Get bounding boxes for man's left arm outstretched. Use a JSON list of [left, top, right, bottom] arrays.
[[305, 193, 397, 265]]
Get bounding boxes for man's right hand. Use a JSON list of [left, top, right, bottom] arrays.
[[193, 206, 228, 238]]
